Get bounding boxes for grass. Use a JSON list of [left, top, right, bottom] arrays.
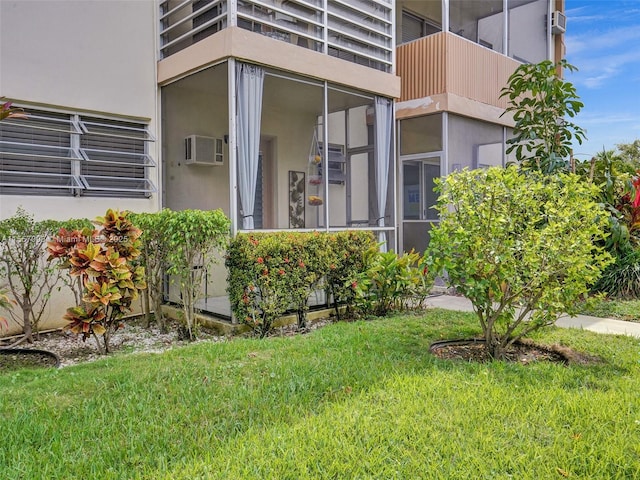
[[579, 297, 640, 322], [1, 309, 639, 479]]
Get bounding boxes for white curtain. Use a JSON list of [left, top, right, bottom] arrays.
[[237, 63, 264, 230], [375, 96, 393, 252]]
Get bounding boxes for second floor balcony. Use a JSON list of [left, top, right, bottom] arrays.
[[396, 31, 520, 111], [159, 0, 394, 73]]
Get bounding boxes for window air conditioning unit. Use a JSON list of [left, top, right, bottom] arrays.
[[551, 11, 566, 35], [184, 135, 224, 166]]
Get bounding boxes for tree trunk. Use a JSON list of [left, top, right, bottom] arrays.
[[329, 282, 341, 321], [22, 297, 33, 344], [484, 326, 504, 359], [154, 295, 166, 333], [142, 289, 151, 328]]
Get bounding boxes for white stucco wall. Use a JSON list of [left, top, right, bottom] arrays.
[[0, 0, 157, 118], [0, 0, 161, 220], [0, 0, 159, 332], [509, 0, 548, 64]]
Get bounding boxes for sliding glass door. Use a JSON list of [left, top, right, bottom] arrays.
[[402, 155, 440, 253]]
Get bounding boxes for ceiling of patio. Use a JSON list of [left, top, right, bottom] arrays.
[[166, 62, 373, 116]]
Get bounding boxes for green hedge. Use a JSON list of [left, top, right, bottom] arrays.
[[226, 231, 375, 337], [130, 209, 230, 339]]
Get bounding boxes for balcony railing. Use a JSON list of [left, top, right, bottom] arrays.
[[159, 0, 394, 72], [396, 32, 520, 108]]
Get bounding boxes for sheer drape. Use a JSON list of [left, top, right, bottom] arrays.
[[375, 96, 392, 251], [237, 63, 264, 229]]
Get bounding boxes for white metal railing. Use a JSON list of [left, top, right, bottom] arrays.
[[159, 0, 393, 72], [159, 0, 228, 58]]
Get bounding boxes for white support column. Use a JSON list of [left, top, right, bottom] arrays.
[[502, 126, 507, 167], [228, 58, 238, 237], [323, 81, 329, 231], [390, 0, 396, 74], [228, 0, 237, 27], [442, 0, 450, 33], [322, 0, 328, 55], [442, 112, 449, 177], [391, 101, 398, 252], [503, 0, 509, 56], [396, 117, 402, 253]]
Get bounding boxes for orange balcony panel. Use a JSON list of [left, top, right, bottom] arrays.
[[397, 32, 520, 110]]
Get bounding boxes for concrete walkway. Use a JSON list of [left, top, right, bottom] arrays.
[[425, 294, 640, 339]]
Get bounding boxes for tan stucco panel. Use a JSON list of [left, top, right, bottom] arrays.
[[396, 93, 515, 128], [158, 27, 401, 98]]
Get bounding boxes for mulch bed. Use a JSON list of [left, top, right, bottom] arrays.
[[430, 338, 601, 365], [0, 349, 60, 371]]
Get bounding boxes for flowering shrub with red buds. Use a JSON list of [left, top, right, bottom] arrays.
[[226, 230, 375, 337]]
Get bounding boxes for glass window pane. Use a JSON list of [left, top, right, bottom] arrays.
[[424, 163, 440, 220], [450, 0, 504, 53], [403, 162, 420, 220], [400, 113, 442, 155]]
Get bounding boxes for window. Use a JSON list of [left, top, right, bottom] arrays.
[[78, 117, 156, 197], [0, 107, 155, 197], [401, 10, 440, 44]]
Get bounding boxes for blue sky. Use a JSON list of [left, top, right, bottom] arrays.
[[565, 0, 640, 158]]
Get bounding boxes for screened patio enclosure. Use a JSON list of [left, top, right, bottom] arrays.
[[161, 59, 396, 313], [398, 112, 509, 254]]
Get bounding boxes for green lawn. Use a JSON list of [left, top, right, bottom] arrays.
[[1, 309, 639, 479], [579, 298, 640, 322]]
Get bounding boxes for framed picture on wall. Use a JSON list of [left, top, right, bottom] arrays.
[[289, 171, 305, 228]]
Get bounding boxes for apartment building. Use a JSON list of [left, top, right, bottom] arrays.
[[0, 0, 565, 320]]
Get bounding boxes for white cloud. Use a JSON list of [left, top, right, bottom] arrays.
[[568, 45, 640, 89], [568, 14, 607, 23], [577, 112, 640, 126], [567, 25, 640, 55]]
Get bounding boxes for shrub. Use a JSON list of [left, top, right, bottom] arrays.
[[226, 231, 376, 337], [286, 232, 332, 330], [353, 249, 433, 317], [324, 231, 376, 320], [573, 149, 640, 253], [0, 208, 88, 343], [500, 59, 585, 174], [164, 209, 230, 340], [592, 248, 640, 299], [427, 166, 612, 359], [47, 209, 146, 354], [129, 210, 172, 331], [227, 233, 301, 337]]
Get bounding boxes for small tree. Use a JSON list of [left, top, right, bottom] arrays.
[[427, 166, 612, 359], [0, 209, 72, 343], [616, 140, 640, 167], [165, 209, 230, 340], [129, 210, 172, 331], [501, 59, 586, 174]]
